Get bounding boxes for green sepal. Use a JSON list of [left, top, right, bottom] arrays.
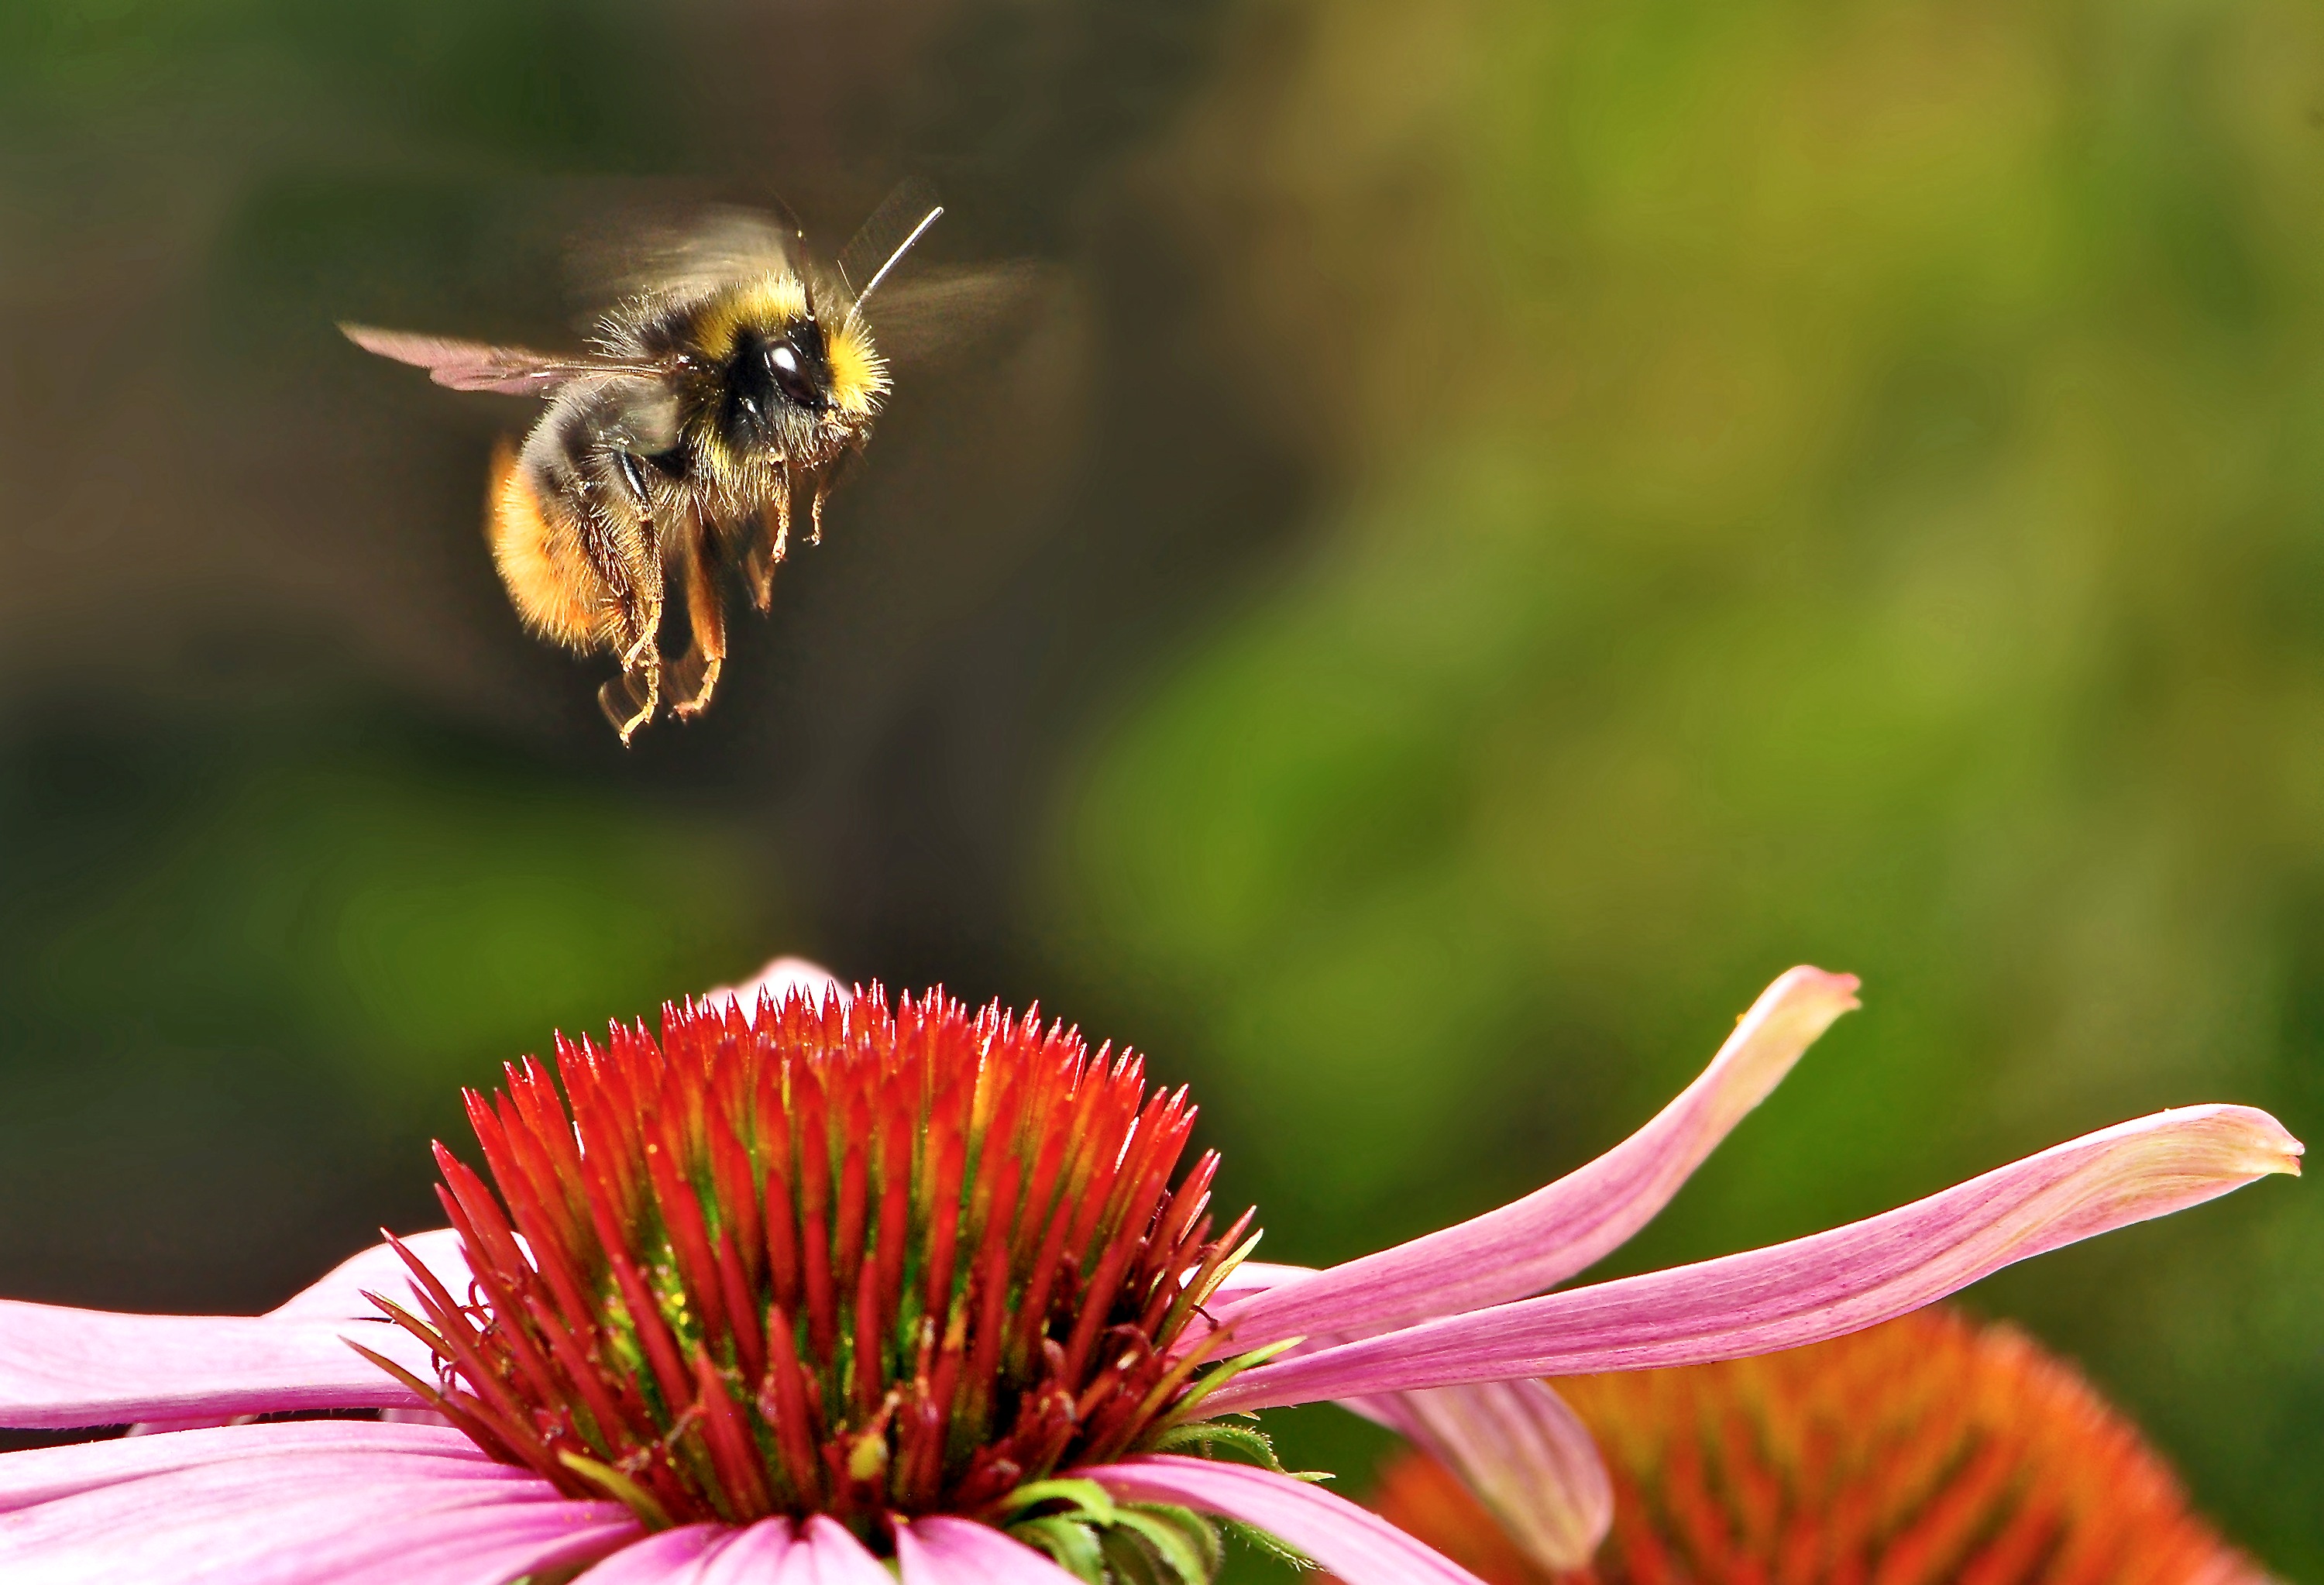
[[1012, 1515, 1110, 1583], [1003, 1487, 1229, 1585], [1220, 1515, 1318, 1572], [1149, 1419, 1289, 1473], [1112, 1502, 1222, 1581], [998, 1476, 1120, 1525]]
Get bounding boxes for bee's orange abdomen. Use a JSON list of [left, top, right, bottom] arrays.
[[486, 438, 611, 650]]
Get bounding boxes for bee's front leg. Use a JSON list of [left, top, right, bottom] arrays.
[[742, 469, 793, 613], [670, 511, 727, 721]]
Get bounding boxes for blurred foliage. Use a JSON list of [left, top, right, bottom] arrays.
[[0, 710, 769, 1310], [1053, 0, 2324, 1573]]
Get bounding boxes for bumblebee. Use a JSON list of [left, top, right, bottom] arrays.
[[345, 184, 944, 741]]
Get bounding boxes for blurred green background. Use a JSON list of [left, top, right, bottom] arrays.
[[3, 0, 2321, 1574]]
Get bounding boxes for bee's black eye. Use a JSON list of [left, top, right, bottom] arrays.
[[764, 326, 830, 410]]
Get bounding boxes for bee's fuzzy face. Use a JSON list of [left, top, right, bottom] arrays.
[[688, 273, 887, 422], [662, 275, 888, 493], [822, 313, 885, 419]]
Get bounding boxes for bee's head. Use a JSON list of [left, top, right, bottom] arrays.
[[758, 318, 834, 413], [696, 274, 889, 454], [726, 308, 884, 437]]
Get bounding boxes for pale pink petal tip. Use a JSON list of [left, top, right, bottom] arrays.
[[1215, 964, 1864, 1343], [702, 956, 844, 1020], [1759, 964, 1861, 1029]]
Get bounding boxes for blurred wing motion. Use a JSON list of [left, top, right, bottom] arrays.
[[837, 176, 945, 311], [858, 260, 1052, 364], [570, 204, 804, 308], [339, 323, 662, 396]]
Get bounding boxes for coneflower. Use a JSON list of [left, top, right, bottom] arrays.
[[1369, 1307, 2269, 1585], [0, 964, 2297, 1583]]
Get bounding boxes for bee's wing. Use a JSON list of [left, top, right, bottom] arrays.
[[572, 205, 804, 307], [858, 261, 1051, 364], [836, 177, 946, 312], [341, 323, 662, 397]]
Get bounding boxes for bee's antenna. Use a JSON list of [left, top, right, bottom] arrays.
[[848, 205, 943, 311]]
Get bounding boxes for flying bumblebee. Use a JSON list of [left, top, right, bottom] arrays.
[[344, 183, 947, 742]]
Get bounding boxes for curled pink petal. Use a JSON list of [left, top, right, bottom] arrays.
[[0, 1420, 487, 1513], [564, 1524, 729, 1583], [1205, 1103, 2302, 1413], [1085, 1454, 1489, 1585], [897, 1517, 1083, 1585], [0, 1449, 634, 1583], [267, 1228, 473, 1322], [0, 1302, 436, 1429], [1216, 968, 1860, 1343], [1381, 1380, 1612, 1573]]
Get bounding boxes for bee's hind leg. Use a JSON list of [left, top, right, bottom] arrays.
[[593, 449, 668, 744], [598, 668, 656, 744], [599, 627, 662, 744]]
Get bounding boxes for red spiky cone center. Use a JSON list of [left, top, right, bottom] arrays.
[[1364, 1308, 2265, 1585], [365, 986, 1256, 1535]]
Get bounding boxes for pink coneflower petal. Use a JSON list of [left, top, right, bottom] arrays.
[[686, 1517, 794, 1583], [1205, 1102, 2302, 1413], [1217, 968, 1860, 1344], [76, 1229, 480, 1437], [788, 1515, 897, 1585], [0, 1301, 434, 1429], [294, 1501, 638, 1585], [559, 1523, 727, 1583], [896, 1516, 1081, 1583], [0, 1439, 637, 1583], [1375, 1379, 1612, 1573], [90, 1229, 475, 1435], [1085, 1454, 1490, 1585], [0, 1420, 490, 1511]]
